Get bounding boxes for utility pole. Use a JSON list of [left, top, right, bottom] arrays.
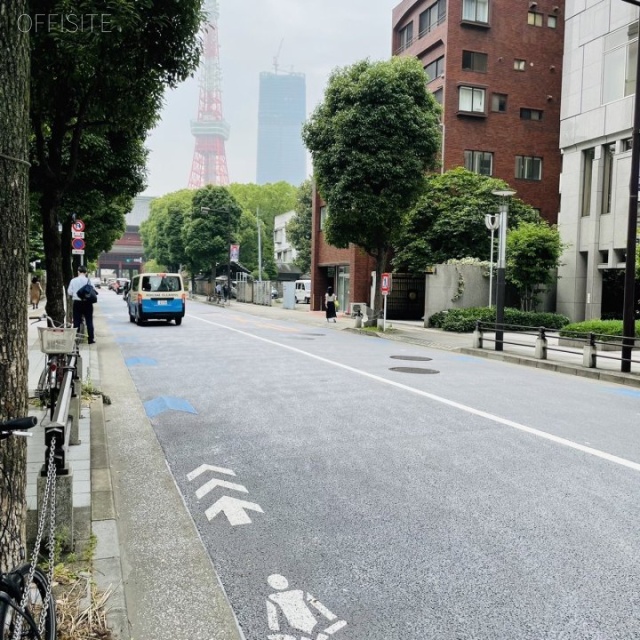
[[257, 207, 262, 281]]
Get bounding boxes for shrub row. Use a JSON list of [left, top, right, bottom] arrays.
[[559, 320, 640, 342], [428, 307, 571, 333]]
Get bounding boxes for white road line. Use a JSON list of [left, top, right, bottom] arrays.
[[189, 314, 640, 474]]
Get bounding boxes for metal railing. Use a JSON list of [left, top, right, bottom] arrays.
[[473, 321, 640, 372]]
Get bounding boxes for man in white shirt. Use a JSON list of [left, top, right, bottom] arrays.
[[67, 265, 96, 344]]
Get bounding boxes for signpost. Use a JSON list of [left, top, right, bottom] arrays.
[[381, 272, 391, 332], [71, 219, 85, 260]]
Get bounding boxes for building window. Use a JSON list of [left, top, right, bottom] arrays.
[[320, 206, 328, 230], [458, 86, 486, 113], [602, 21, 638, 104], [622, 137, 633, 151], [432, 87, 443, 104], [514, 59, 526, 71], [520, 108, 543, 120], [548, 15, 557, 28], [419, 0, 446, 37], [515, 155, 542, 180], [581, 148, 594, 217], [464, 150, 493, 175], [491, 93, 507, 112], [462, 0, 489, 24], [398, 22, 414, 51], [602, 144, 615, 214], [462, 51, 488, 72], [425, 56, 445, 82], [527, 11, 543, 27]]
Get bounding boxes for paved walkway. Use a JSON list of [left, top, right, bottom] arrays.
[[24, 295, 640, 639]]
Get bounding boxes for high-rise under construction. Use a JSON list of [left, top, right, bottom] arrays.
[[256, 71, 307, 186]]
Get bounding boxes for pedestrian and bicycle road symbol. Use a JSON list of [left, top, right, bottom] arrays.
[[266, 574, 347, 640]]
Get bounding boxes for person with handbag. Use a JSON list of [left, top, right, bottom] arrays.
[[67, 265, 97, 344], [325, 286, 338, 323]]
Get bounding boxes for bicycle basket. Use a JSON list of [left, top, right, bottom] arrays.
[[38, 327, 77, 354]]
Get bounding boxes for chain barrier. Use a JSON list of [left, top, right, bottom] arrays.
[[11, 434, 57, 640]]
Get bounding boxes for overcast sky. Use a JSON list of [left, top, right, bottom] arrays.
[[142, 0, 398, 197]]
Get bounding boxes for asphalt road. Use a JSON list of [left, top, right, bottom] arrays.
[[101, 290, 640, 640]]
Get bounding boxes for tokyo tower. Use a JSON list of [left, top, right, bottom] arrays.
[[188, 0, 230, 187]]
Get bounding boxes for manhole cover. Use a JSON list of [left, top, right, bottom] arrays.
[[390, 355, 432, 362], [389, 367, 440, 374]]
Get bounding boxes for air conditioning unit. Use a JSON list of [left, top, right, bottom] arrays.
[[350, 302, 368, 318]]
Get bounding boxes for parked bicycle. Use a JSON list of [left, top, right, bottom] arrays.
[[34, 315, 78, 421], [0, 416, 57, 640]]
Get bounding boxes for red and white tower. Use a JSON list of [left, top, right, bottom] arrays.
[[188, 0, 230, 187]]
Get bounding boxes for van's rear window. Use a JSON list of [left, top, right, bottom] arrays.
[[141, 276, 181, 293]]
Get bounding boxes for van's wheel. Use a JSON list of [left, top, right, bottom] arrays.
[[305, 297, 310, 304], [129, 313, 135, 323], [135, 309, 145, 326], [175, 317, 182, 326]]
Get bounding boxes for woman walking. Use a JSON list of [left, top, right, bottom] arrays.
[[325, 286, 337, 323], [30, 276, 43, 309]]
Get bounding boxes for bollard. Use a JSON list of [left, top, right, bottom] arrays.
[[534, 327, 547, 360], [472, 321, 483, 349], [583, 332, 597, 368], [69, 377, 81, 445]]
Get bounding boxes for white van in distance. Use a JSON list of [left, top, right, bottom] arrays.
[[294, 280, 311, 304]]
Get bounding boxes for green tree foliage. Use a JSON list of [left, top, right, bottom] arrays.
[[286, 179, 313, 274], [183, 186, 242, 280], [141, 190, 194, 272], [506, 221, 564, 311], [29, 0, 204, 322], [228, 182, 297, 279], [302, 56, 441, 311], [394, 168, 540, 271]]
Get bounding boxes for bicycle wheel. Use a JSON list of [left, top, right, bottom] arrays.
[[0, 566, 56, 640]]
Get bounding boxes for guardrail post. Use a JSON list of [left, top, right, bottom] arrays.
[[472, 321, 484, 349], [37, 361, 76, 549], [583, 332, 597, 368], [535, 327, 548, 360]]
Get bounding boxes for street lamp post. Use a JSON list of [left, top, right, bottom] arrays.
[[491, 189, 516, 351], [485, 213, 501, 307], [621, 0, 640, 371]]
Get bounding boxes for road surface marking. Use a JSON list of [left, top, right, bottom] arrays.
[[205, 495, 264, 525], [195, 478, 248, 500], [190, 314, 640, 474], [187, 464, 237, 481]]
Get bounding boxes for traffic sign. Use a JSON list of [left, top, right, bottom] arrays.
[[71, 249, 85, 255], [72, 231, 85, 239], [72, 219, 85, 232], [71, 238, 85, 250], [381, 272, 391, 295]]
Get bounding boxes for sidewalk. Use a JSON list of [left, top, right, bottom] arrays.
[[24, 296, 640, 639]]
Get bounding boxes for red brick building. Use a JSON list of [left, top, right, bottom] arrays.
[[311, 0, 564, 316], [392, 0, 564, 221]]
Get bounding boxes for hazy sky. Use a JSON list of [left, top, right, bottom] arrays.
[[142, 0, 398, 197]]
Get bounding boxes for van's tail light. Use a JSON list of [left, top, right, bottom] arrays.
[[182, 293, 186, 303], [137, 294, 142, 304]]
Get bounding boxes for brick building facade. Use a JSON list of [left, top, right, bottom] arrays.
[[392, 0, 565, 222]]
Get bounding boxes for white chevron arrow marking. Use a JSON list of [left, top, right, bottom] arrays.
[[205, 495, 264, 525], [195, 478, 248, 499], [187, 464, 236, 481]]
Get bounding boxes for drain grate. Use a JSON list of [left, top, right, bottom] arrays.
[[389, 367, 440, 374], [390, 355, 432, 362]]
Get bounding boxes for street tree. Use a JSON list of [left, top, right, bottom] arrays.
[[286, 179, 313, 274], [507, 221, 565, 311], [184, 186, 242, 285], [303, 56, 441, 312], [0, 0, 30, 571], [29, 0, 204, 322], [393, 168, 540, 271]]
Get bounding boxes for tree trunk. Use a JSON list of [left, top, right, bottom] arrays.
[[41, 187, 66, 324], [373, 247, 389, 316], [0, 0, 31, 573]]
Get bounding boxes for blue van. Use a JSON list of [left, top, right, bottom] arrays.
[[127, 273, 185, 325]]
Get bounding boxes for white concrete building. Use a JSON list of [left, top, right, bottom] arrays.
[[273, 210, 298, 264], [557, 0, 638, 321]]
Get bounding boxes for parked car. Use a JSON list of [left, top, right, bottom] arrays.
[[294, 279, 311, 304], [91, 277, 102, 289], [271, 287, 278, 299]]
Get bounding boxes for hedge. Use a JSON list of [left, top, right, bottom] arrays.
[[428, 307, 571, 333], [559, 320, 640, 343]]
